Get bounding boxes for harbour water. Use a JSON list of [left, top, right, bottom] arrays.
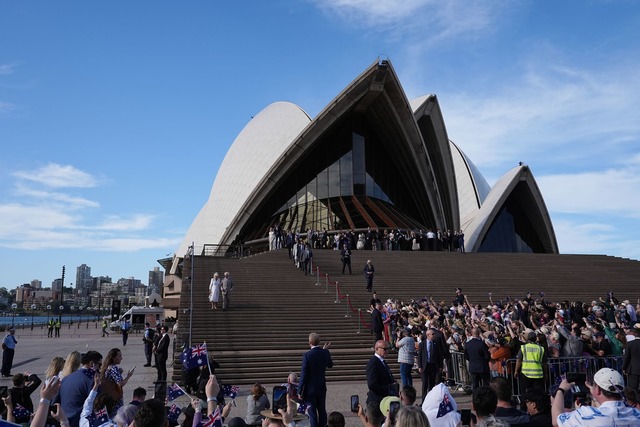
[[0, 315, 98, 327]]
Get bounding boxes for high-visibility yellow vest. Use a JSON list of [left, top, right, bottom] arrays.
[[521, 343, 544, 378]]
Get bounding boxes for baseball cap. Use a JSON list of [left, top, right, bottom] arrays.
[[379, 396, 400, 415], [593, 368, 624, 393], [594, 331, 605, 338]]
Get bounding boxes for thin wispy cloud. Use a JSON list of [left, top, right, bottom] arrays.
[[13, 163, 100, 188], [0, 63, 16, 75], [14, 183, 100, 208], [0, 101, 16, 113], [442, 58, 640, 169], [314, 0, 505, 42], [0, 164, 165, 253], [538, 167, 640, 219], [95, 214, 155, 231]]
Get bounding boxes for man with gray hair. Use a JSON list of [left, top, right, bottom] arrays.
[[298, 332, 333, 427], [222, 271, 234, 311]]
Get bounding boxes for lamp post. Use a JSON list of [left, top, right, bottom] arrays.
[[70, 306, 75, 329], [46, 304, 51, 324], [31, 304, 36, 330], [11, 303, 17, 328]]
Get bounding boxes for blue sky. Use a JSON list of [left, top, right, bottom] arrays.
[[1, 1, 639, 288]]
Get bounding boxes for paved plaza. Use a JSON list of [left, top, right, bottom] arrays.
[[2, 325, 471, 426]]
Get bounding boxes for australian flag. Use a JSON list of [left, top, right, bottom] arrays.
[[436, 393, 454, 418], [167, 382, 187, 401], [82, 367, 97, 380], [88, 406, 110, 427], [167, 404, 183, 422], [199, 407, 222, 427], [222, 384, 239, 399], [181, 343, 208, 370], [12, 403, 30, 421], [297, 401, 309, 414]]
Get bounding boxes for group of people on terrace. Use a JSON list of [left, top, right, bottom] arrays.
[[269, 226, 466, 253]]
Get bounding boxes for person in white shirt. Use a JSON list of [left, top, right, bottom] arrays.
[[552, 368, 640, 426]]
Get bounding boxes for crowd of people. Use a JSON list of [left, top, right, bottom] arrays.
[[362, 285, 640, 426], [3, 254, 640, 426], [269, 227, 466, 254]]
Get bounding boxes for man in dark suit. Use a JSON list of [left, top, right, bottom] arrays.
[[464, 327, 491, 390], [418, 328, 445, 400], [623, 326, 640, 391], [367, 340, 397, 405], [298, 332, 333, 427], [371, 302, 384, 346], [153, 325, 170, 382]]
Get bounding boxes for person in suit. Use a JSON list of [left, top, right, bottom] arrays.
[[623, 325, 640, 391], [464, 327, 491, 390], [298, 332, 334, 427], [364, 260, 375, 292], [418, 329, 445, 400], [153, 325, 170, 382], [371, 302, 384, 346], [367, 340, 397, 405]]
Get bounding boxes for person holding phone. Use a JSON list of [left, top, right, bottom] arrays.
[[553, 368, 640, 426], [298, 332, 333, 427], [99, 348, 134, 417]]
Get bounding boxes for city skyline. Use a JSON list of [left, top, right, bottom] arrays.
[[2, 1, 640, 286]]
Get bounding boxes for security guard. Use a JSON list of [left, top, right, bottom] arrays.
[[515, 330, 547, 395]]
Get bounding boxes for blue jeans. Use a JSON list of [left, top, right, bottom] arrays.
[[400, 362, 413, 387]]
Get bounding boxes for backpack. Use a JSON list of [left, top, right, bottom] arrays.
[[145, 328, 155, 343]]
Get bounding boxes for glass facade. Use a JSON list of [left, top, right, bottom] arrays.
[[239, 118, 430, 241], [478, 183, 546, 253]]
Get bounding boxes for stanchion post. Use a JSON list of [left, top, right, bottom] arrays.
[[357, 309, 361, 334], [316, 267, 320, 286], [345, 294, 350, 317], [335, 282, 339, 303], [325, 274, 329, 293]]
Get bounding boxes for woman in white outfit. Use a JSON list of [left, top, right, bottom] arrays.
[[209, 272, 221, 309]]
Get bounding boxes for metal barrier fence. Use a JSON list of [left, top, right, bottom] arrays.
[[447, 352, 625, 398]]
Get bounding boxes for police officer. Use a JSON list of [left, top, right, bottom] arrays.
[[514, 331, 546, 395]]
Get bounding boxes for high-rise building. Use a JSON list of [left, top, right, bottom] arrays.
[[148, 267, 163, 295], [30, 279, 42, 289], [117, 277, 141, 294], [76, 264, 92, 296]]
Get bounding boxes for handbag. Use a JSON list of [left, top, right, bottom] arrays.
[[102, 377, 123, 401]]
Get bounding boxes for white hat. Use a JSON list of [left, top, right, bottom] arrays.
[[593, 368, 624, 392]]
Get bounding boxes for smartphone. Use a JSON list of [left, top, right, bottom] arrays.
[[0, 386, 7, 415], [128, 366, 136, 375], [459, 409, 471, 426], [389, 401, 400, 424], [350, 395, 359, 413], [273, 385, 287, 415], [566, 372, 586, 385]]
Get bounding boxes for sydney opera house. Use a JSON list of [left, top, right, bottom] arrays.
[[172, 58, 557, 266]]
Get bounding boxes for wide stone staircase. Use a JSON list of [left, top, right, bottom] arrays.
[[174, 249, 640, 385]]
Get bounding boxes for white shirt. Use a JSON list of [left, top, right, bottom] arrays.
[[556, 400, 640, 426]]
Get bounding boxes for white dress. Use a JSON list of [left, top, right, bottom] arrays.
[[209, 278, 221, 302]]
